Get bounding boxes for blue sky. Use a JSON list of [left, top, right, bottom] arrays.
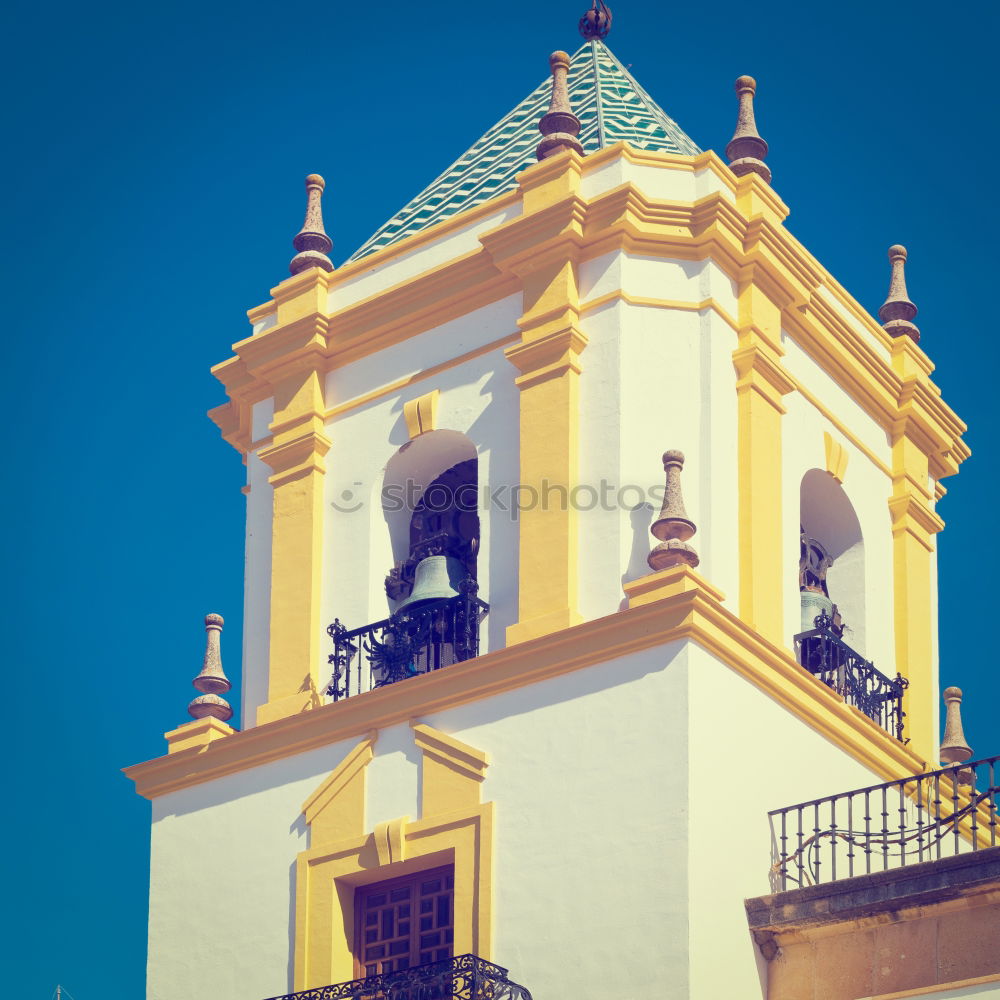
[[4, 1, 997, 997]]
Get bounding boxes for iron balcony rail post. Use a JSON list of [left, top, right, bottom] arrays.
[[793, 616, 908, 742], [326, 587, 489, 703], [263, 953, 533, 1000], [768, 754, 1000, 890]]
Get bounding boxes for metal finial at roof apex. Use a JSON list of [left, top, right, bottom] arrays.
[[579, 0, 612, 40]]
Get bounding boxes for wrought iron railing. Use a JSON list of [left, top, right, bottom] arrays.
[[794, 613, 907, 741], [264, 953, 532, 1000], [327, 583, 488, 702], [769, 755, 1000, 890]]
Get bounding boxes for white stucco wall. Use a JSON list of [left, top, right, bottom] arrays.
[[149, 631, 908, 1000], [685, 643, 888, 999], [577, 252, 740, 624]]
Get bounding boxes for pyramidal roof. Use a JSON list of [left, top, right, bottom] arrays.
[[350, 40, 700, 261]]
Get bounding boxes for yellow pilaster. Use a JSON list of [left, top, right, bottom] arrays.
[[252, 269, 333, 725], [889, 337, 946, 761], [733, 268, 795, 645], [482, 151, 588, 645]]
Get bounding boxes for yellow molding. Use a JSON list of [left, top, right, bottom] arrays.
[[862, 972, 1000, 1000], [214, 156, 967, 493], [411, 723, 490, 783], [824, 431, 850, 483], [411, 723, 489, 818], [124, 569, 928, 801], [402, 389, 439, 438], [295, 804, 494, 990], [301, 733, 376, 842], [372, 816, 409, 866], [164, 717, 235, 755]]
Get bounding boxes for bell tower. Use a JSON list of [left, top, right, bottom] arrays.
[[127, 9, 973, 1000]]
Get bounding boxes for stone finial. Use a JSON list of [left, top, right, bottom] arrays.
[[188, 613, 233, 722], [579, 0, 612, 40], [648, 450, 700, 571], [939, 686, 972, 765], [537, 51, 584, 161], [725, 75, 771, 184], [878, 245, 920, 342], [289, 174, 334, 276]]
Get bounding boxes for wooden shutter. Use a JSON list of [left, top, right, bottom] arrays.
[[355, 865, 455, 977]]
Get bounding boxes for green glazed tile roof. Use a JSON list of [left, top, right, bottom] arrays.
[[350, 40, 700, 261]]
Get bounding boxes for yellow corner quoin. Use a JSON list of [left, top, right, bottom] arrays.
[[123, 567, 930, 805], [402, 389, 440, 439], [293, 726, 494, 991]]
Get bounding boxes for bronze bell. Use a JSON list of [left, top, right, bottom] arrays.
[[395, 555, 466, 611]]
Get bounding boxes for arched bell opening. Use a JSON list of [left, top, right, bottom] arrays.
[[799, 468, 866, 651], [381, 430, 480, 612]]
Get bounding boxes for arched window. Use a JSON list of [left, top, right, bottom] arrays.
[[799, 469, 866, 651], [381, 431, 479, 609]]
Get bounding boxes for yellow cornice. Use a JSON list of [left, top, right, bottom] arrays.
[[213, 150, 967, 482], [124, 569, 926, 801]]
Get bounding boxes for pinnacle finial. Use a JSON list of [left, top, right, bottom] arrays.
[[289, 173, 334, 276], [940, 686, 972, 766], [726, 75, 771, 184], [648, 450, 700, 571], [878, 245, 920, 342], [537, 51, 584, 161], [579, 0, 612, 40], [189, 613, 233, 722]]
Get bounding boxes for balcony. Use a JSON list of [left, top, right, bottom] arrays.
[[263, 954, 532, 1000], [794, 612, 907, 742], [327, 586, 489, 702], [768, 754, 999, 891]]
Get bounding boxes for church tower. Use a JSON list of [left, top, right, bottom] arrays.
[[127, 7, 983, 999]]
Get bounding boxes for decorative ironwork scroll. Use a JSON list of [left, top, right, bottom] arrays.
[[327, 584, 488, 702], [264, 953, 533, 1000], [794, 612, 907, 742]]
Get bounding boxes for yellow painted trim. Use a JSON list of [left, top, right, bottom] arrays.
[[125, 567, 929, 801], [402, 389, 439, 438], [257, 367, 330, 724], [411, 722, 489, 817], [164, 717, 235, 755], [734, 275, 795, 644], [295, 804, 494, 990], [215, 151, 966, 501], [487, 159, 589, 645], [294, 725, 494, 990], [823, 431, 850, 483], [301, 733, 376, 843]]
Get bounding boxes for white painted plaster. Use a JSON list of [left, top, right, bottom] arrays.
[[685, 644, 887, 1000], [147, 741, 353, 1000], [242, 451, 273, 728], [781, 391, 896, 671], [576, 250, 739, 623], [324, 295, 521, 409], [251, 398, 275, 443], [252, 312, 277, 336], [781, 334, 892, 466], [579, 157, 735, 208], [329, 204, 520, 314]]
